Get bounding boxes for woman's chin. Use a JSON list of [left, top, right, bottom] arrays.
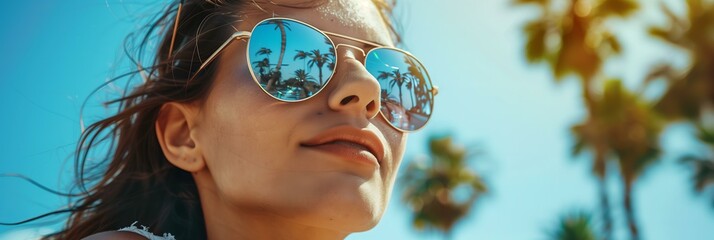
[[280, 179, 387, 232]]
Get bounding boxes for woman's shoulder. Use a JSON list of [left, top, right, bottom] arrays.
[[82, 221, 176, 240], [82, 231, 148, 240]]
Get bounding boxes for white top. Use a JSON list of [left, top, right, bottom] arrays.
[[117, 221, 176, 240]]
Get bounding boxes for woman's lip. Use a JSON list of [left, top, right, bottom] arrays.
[[300, 126, 386, 164], [301, 141, 380, 167]]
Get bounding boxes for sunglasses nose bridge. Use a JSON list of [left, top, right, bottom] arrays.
[[334, 44, 366, 59]]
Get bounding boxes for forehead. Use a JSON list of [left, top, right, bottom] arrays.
[[241, 0, 394, 47]]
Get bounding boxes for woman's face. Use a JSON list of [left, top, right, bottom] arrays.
[[191, 0, 407, 233]]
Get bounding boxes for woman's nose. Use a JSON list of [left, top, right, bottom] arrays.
[[326, 48, 381, 120]]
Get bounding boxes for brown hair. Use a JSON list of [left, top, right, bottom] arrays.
[[41, 0, 399, 239]]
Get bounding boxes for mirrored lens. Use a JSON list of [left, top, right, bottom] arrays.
[[248, 19, 336, 101], [365, 48, 433, 131]]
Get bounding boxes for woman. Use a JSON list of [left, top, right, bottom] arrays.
[[43, 0, 435, 239]]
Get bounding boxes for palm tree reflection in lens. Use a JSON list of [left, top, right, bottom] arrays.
[[368, 49, 433, 131], [264, 20, 291, 92], [294, 49, 332, 86]]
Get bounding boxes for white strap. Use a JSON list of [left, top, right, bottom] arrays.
[[117, 221, 176, 240]]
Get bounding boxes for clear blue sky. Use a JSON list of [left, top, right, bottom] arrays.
[[1, 1, 712, 239]]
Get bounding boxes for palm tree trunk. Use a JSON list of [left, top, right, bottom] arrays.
[[398, 84, 404, 107], [410, 90, 416, 110], [267, 23, 287, 91], [582, 77, 614, 240], [594, 138, 612, 240], [597, 173, 613, 240], [624, 181, 640, 240], [421, 84, 429, 110], [409, 83, 416, 110], [318, 66, 323, 85]]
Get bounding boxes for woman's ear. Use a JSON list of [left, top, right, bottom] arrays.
[[155, 102, 205, 173]]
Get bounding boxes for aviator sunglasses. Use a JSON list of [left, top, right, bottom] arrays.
[[170, 6, 437, 132]]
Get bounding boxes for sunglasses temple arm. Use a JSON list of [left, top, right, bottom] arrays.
[[196, 31, 252, 74], [167, 3, 183, 59]]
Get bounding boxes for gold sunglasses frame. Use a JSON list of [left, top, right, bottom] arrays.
[[169, 7, 437, 132]]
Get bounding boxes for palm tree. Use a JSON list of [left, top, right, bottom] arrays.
[[252, 58, 271, 83], [405, 56, 428, 112], [572, 80, 661, 240], [292, 69, 313, 82], [264, 20, 292, 91], [404, 73, 417, 110], [546, 210, 598, 240], [381, 89, 390, 99], [291, 69, 315, 98], [377, 69, 407, 107], [325, 37, 336, 71], [401, 136, 488, 239], [681, 125, 714, 207], [645, 0, 714, 208], [294, 49, 332, 85], [416, 78, 432, 114], [602, 80, 662, 240], [294, 49, 308, 66], [256, 47, 272, 58], [685, 157, 714, 207], [645, 0, 714, 121], [514, 1, 639, 239]]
